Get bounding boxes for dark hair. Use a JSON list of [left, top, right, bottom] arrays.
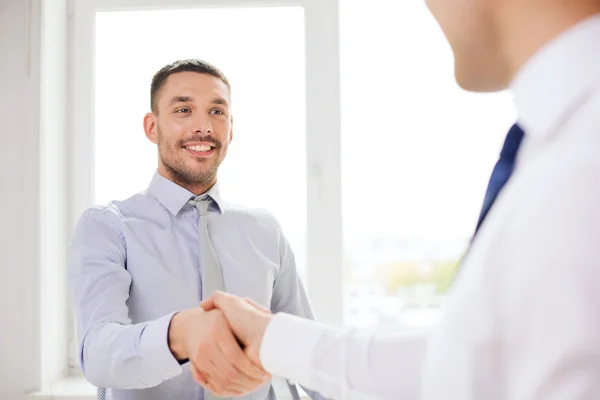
[[150, 59, 231, 113]]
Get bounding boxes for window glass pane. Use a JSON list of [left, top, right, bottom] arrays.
[[340, 0, 517, 329], [94, 7, 307, 279]]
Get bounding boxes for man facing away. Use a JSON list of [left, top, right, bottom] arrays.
[[200, 0, 600, 399], [68, 59, 327, 400]]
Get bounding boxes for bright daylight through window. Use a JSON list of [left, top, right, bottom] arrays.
[[339, 0, 517, 329]]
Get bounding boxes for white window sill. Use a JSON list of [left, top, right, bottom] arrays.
[[28, 377, 95, 400], [28, 377, 311, 399]]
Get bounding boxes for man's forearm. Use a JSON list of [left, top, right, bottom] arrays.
[[260, 313, 428, 400], [81, 312, 183, 389]]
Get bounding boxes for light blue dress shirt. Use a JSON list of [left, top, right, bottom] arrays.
[[68, 172, 325, 400]]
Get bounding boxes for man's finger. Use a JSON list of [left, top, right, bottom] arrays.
[[192, 345, 251, 395], [206, 380, 244, 398], [190, 362, 208, 386], [200, 290, 228, 311], [243, 297, 271, 313], [214, 325, 267, 381], [206, 358, 256, 394], [192, 340, 227, 385], [199, 297, 216, 311], [204, 373, 237, 397], [217, 329, 268, 381]]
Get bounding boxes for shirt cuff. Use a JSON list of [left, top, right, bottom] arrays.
[[139, 312, 184, 380], [260, 313, 331, 386]]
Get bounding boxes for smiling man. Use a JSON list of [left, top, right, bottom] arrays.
[[145, 68, 231, 194], [68, 59, 326, 400]]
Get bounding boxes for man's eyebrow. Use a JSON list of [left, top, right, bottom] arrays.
[[212, 97, 229, 106], [167, 96, 229, 107], [168, 95, 193, 105]]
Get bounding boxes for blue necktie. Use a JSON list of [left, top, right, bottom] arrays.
[[475, 123, 525, 234]]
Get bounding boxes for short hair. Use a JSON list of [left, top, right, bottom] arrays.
[[150, 59, 231, 113]]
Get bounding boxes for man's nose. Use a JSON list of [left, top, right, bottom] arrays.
[[193, 114, 213, 134]]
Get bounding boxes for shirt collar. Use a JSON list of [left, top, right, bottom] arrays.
[[511, 13, 600, 140], [148, 171, 226, 216]]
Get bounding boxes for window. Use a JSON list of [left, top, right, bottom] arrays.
[[339, 0, 517, 329]]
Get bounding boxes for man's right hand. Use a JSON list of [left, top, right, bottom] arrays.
[[200, 292, 274, 368], [168, 307, 271, 397]]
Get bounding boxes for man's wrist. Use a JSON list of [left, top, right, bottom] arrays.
[[257, 313, 272, 343], [168, 310, 189, 361], [251, 313, 273, 365]]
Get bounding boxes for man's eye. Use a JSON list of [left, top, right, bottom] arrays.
[[210, 109, 225, 115], [176, 108, 191, 113]]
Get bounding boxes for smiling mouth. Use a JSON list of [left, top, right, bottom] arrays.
[[183, 143, 216, 158]]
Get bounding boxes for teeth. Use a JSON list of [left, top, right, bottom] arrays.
[[187, 145, 212, 152]]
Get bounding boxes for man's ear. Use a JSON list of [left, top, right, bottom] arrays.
[[228, 116, 234, 143], [144, 113, 159, 144]]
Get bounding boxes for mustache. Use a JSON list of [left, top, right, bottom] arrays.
[[179, 135, 222, 149]]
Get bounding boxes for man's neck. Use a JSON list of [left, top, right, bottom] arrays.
[[157, 168, 217, 196], [186, 181, 217, 196], [499, 1, 600, 83]]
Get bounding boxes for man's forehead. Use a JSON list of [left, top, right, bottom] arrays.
[[161, 72, 229, 101]]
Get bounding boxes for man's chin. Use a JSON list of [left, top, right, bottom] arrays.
[[163, 166, 215, 188]]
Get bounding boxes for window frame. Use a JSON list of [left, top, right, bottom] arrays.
[[66, 0, 343, 373]]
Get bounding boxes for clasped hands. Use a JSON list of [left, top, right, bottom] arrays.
[[168, 291, 274, 397]]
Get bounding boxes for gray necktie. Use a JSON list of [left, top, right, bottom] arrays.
[[188, 197, 301, 400], [189, 197, 226, 300], [189, 197, 229, 400]]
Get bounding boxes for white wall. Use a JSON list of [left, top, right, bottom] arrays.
[[1, 0, 68, 398], [0, 0, 42, 398], [40, 0, 69, 390]]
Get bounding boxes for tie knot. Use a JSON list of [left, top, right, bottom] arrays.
[[499, 123, 525, 161], [187, 196, 211, 215]]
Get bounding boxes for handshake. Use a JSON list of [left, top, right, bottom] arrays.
[[168, 291, 275, 397]]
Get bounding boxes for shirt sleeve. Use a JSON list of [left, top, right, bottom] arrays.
[[269, 226, 329, 399], [270, 227, 425, 400], [260, 313, 428, 400], [68, 207, 183, 389]]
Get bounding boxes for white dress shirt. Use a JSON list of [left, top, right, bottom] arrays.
[[259, 13, 600, 400]]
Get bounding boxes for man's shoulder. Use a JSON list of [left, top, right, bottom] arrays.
[[502, 126, 600, 256], [77, 191, 153, 227], [221, 203, 282, 231]]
